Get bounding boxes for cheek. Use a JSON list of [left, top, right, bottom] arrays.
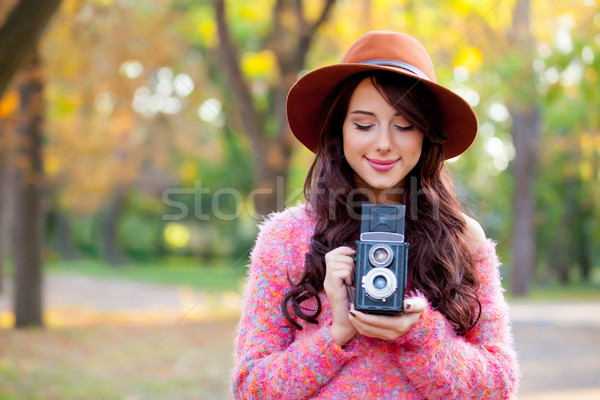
[[342, 124, 357, 156], [408, 135, 424, 157]]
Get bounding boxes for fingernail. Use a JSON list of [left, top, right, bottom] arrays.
[[349, 311, 356, 317], [405, 302, 411, 310]]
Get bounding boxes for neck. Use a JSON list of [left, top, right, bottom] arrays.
[[374, 187, 404, 204], [353, 177, 406, 205]]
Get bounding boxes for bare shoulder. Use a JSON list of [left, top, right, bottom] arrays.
[[461, 212, 487, 248]]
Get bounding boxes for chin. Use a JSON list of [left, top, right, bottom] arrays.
[[367, 183, 404, 196], [368, 178, 403, 189]]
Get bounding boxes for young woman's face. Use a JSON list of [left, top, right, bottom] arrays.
[[342, 78, 425, 203]]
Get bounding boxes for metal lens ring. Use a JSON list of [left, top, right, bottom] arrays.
[[362, 268, 397, 300], [368, 244, 394, 268]]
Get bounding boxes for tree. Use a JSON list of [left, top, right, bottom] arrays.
[[211, 0, 336, 215], [0, 88, 17, 294], [0, 0, 61, 326], [13, 51, 45, 327], [506, 0, 540, 295], [0, 0, 62, 98]]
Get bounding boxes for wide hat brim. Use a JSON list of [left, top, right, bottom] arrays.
[[286, 33, 478, 160]]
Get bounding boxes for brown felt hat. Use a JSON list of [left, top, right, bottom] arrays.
[[286, 31, 478, 160]]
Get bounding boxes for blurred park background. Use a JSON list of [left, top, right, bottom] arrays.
[[0, 0, 599, 398]]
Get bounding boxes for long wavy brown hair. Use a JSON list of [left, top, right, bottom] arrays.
[[281, 71, 481, 336]]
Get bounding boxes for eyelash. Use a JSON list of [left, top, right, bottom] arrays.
[[353, 123, 414, 132], [395, 125, 414, 132], [354, 123, 373, 131]]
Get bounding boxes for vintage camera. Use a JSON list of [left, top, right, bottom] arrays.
[[353, 203, 409, 315]]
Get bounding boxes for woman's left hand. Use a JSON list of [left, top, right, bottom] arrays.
[[349, 297, 427, 340]]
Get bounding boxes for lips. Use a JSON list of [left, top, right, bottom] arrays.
[[365, 157, 399, 172]]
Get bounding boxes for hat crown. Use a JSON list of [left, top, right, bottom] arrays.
[[340, 31, 437, 83]]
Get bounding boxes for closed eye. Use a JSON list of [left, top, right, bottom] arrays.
[[394, 124, 414, 132], [354, 122, 374, 131]]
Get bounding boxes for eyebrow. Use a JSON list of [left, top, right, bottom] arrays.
[[349, 110, 402, 117]]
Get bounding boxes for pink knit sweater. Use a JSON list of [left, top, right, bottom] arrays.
[[232, 204, 519, 399]]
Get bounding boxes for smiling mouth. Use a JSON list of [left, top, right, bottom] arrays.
[[365, 158, 399, 172]]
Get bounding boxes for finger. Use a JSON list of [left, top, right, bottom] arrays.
[[327, 255, 355, 266], [349, 307, 400, 329], [326, 261, 354, 276], [328, 247, 356, 257], [348, 312, 401, 340], [331, 270, 353, 286], [337, 246, 356, 254], [326, 260, 356, 275], [325, 252, 354, 264], [350, 304, 422, 330], [403, 297, 427, 313]]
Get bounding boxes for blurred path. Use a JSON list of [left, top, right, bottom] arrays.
[[0, 273, 242, 325], [1, 273, 599, 398], [509, 300, 600, 398]]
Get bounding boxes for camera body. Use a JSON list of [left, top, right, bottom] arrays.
[[354, 203, 409, 315]]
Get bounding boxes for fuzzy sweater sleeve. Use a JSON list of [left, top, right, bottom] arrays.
[[394, 239, 519, 399], [231, 210, 357, 399]]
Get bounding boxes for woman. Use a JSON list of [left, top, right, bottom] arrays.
[[232, 31, 519, 399]]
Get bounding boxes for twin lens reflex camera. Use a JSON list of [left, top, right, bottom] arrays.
[[353, 203, 409, 315]]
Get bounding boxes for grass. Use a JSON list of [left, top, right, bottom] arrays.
[[2, 259, 243, 399], [502, 268, 600, 302], [45, 257, 248, 293], [505, 282, 600, 302], [0, 320, 237, 400]]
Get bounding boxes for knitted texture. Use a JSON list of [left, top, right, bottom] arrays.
[[232, 203, 519, 399]]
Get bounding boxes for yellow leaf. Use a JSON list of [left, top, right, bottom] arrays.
[[240, 4, 262, 20], [580, 133, 594, 157], [579, 161, 593, 181], [197, 19, 216, 47], [179, 161, 197, 183], [44, 155, 61, 177], [241, 50, 276, 79], [0, 311, 14, 329], [586, 67, 598, 83], [454, 47, 484, 73], [61, 0, 79, 13], [0, 90, 18, 118], [164, 222, 191, 249]]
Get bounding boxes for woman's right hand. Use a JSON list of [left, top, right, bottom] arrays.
[[324, 246, 357, 346]]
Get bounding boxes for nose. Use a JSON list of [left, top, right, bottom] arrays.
[[375, 126, 392, 152]]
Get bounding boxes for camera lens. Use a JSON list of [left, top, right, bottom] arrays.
[[373, 275, 387, 290], [373, 248, 389, 264], [362, 268, 397, 300], [368, 244, 394, 268]]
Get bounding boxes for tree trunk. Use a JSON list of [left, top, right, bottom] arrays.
[[253, 141, 293, 216], [0, 135, 8, 292], [576, 179, 593, 282], [13, 51, 44, 328], [548, 178, 576, 284], [577, 228, 592, 282], [508, 0, 540, 296], [0, 135, 6, 293], [0, 0, 62, 97], [510, 107, 539, 294], [0, 143, 16, 294], [57, 211, 78, 260], [0, 113, 17, 293], [103, 185, 127, 265]]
